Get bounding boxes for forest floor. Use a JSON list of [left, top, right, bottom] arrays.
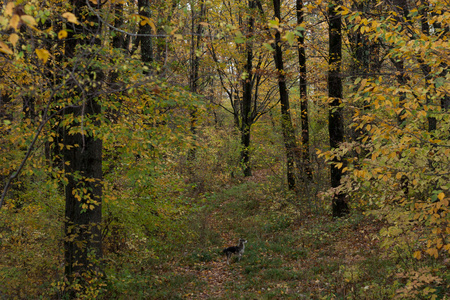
[[147, 170, 398, 300]]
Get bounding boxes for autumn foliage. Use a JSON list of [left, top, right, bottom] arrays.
[[0, 0, 449, 298]]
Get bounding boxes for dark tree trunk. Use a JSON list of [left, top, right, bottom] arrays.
[[240, 0, 256, 177], [63, 0, 103, 288], [296, 0, 311, 181], [0, 93, 12, 193], [347, 0, 375, 164], [112, 2, 126, 51], [419, 1, 436, 132], [391, 0, 410, 196], [273, 0, 297, 189], [328, 0, 349, 217], [138, 0, 153, 70], [63, 111, 103, 278]]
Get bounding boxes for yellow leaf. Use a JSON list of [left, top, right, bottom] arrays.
[[58, 30, 68, 39], [21, 15, 37, 27], [140, 16, 156, 34], [0, 41, 13, 55], [438, 192, 445, 201], [35, 48, 50, 64], [62, 12, 79, 24], [426, 247, 439, 258], [413, 251, 422, 260], [5, 2, 15, 17], [9, 14, 20, 30], [89, 0, 98, 4], [9, 33, 19, 47]]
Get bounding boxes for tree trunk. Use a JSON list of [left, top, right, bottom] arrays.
[[419, 1, 436, 132], [391, 0, 410, 196], [296, 0, 311, 181], [273, 0, 297, 189], [113, 2, 126, 51], [63, 0, 103, 288], [138, 0, 153, 70], [188, 1, 206, 161], [347, 0, 374, 165], [240, 0, 256, 177], [328, 0, 349, 217]]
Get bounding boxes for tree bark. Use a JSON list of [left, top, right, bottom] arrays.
[[328, 0, 349, 217], [240, 0, 256, 177], [273, 0, 297, 189], [296, 0, 312, 181], [138, 0, 153, 71], [391, 0, 410, 195], [63, 0, 103, 288]]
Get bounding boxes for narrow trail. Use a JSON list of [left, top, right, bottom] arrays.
[[178, 259, 246, 299], [169, 167, 386, 299], [176, 220, 247, 299], [176, 191, 252, 299]]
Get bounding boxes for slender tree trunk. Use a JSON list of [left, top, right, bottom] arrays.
[[348, 0, 374, 164], [241, 0, 256, 177], [391, 0, 410, 195], [0, 93, 12, 191], [419, 1, 436, 132], [296, 0, 311, 181], [63, 0, 103, 288], [328, 0, 348, 217], [273, 0, 297, 189]]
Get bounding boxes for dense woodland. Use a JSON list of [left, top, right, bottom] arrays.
[[0, 0, 449, 298]]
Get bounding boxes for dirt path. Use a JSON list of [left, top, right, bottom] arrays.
[[176, 198, 248, 299], [178, 258, 246, 299]]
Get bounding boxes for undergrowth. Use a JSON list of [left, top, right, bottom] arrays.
[[1, 124, 449, 299]]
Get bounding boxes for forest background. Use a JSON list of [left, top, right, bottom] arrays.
[[0, 0, 449, 298]]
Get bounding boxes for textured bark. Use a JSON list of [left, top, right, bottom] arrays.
[[240, 0, 256, 177], [347, 0, 378, 164], [273, 0, 297, 189], [63, 0, 103, 286], [328, 0, 348, 217], [138, 0, 153, 69], [296, 0, 311, 181], [419, 1, 436, 132], [391, 0, 410, 195], [112, 2, 126, 51]]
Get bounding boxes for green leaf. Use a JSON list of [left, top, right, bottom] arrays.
[[284, 31, 296, 46], [434, 77, 445, 88], [263, 43, 274, 52], [234, 31, 245, 44]]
